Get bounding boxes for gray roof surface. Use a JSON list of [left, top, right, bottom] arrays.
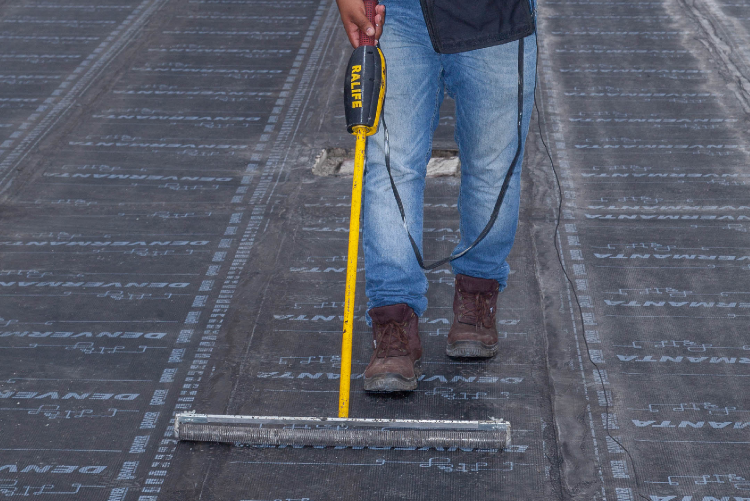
[[0, 0, 748, 499]]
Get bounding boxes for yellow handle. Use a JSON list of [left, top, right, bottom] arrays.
[[338, 127, 367, 418]]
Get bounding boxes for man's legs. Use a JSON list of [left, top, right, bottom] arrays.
[[443, 33, 537, 285], [442, 33, 537, 356], [362, 0, 442, 319], [361, 0, 441, 391]]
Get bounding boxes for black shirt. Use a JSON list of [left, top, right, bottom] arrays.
[[418, 0, 536, 54]]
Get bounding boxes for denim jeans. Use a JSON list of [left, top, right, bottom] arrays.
[[363, 0, 537, 320]]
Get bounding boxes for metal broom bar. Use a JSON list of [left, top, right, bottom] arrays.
[[175, 413, 510, 449]]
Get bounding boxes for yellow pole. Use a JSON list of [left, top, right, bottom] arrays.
[[338, 126, 367, 418]]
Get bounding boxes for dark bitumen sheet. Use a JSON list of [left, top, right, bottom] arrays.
[[0, 0, 748, 499]]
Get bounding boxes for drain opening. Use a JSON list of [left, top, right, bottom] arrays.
[[313, 148, 460, 177]]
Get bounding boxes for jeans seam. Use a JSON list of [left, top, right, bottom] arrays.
[[424, 69, 443, 177], [453, 104, 465, 251]]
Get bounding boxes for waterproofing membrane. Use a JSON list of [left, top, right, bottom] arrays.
[[0, 0, 748, 499]]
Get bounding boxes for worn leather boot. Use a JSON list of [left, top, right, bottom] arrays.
[[364, 303, 422, 392], [446, 274, 500, 358]]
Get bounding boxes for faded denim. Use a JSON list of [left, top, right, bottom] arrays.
[[363, 0, 537, 320]]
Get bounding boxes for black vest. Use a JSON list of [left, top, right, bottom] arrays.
[[418, 0, 536, 54]]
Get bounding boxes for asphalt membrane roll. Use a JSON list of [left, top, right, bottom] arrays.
[[0, 0, 749, 499]]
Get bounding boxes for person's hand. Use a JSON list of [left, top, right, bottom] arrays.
[[335, 0, 386, 48]]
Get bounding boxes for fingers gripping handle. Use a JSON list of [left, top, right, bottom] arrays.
[[344, 0, 384, 135], [359, 0, 378, 47]]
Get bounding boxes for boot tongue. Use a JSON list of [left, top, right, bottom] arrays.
[[457, 274, 498, 293], [369, 303, 412, 325]]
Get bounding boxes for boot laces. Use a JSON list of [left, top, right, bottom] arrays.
[[374, 320, 410, 358], [458, 290, 495, 329]]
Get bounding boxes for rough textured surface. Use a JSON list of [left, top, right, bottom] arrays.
[[0, 0, 749, 499]]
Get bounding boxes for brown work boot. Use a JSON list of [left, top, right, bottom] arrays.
[[446, 274, 500, 358], [364, 304, 422, 392]]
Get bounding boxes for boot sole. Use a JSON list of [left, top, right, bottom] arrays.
[[363, 360, 421, 393], [446, 341, 498, 358]]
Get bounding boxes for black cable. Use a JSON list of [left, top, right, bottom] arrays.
[[533, 37, 649, 501], [380, 39, 525, 270], [376, 18, 646, 497]]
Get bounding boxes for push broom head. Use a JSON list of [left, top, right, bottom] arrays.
[[175, 412, 510, 450]]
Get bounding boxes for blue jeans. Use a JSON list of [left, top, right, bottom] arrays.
[[363, 0, 537, 319]]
